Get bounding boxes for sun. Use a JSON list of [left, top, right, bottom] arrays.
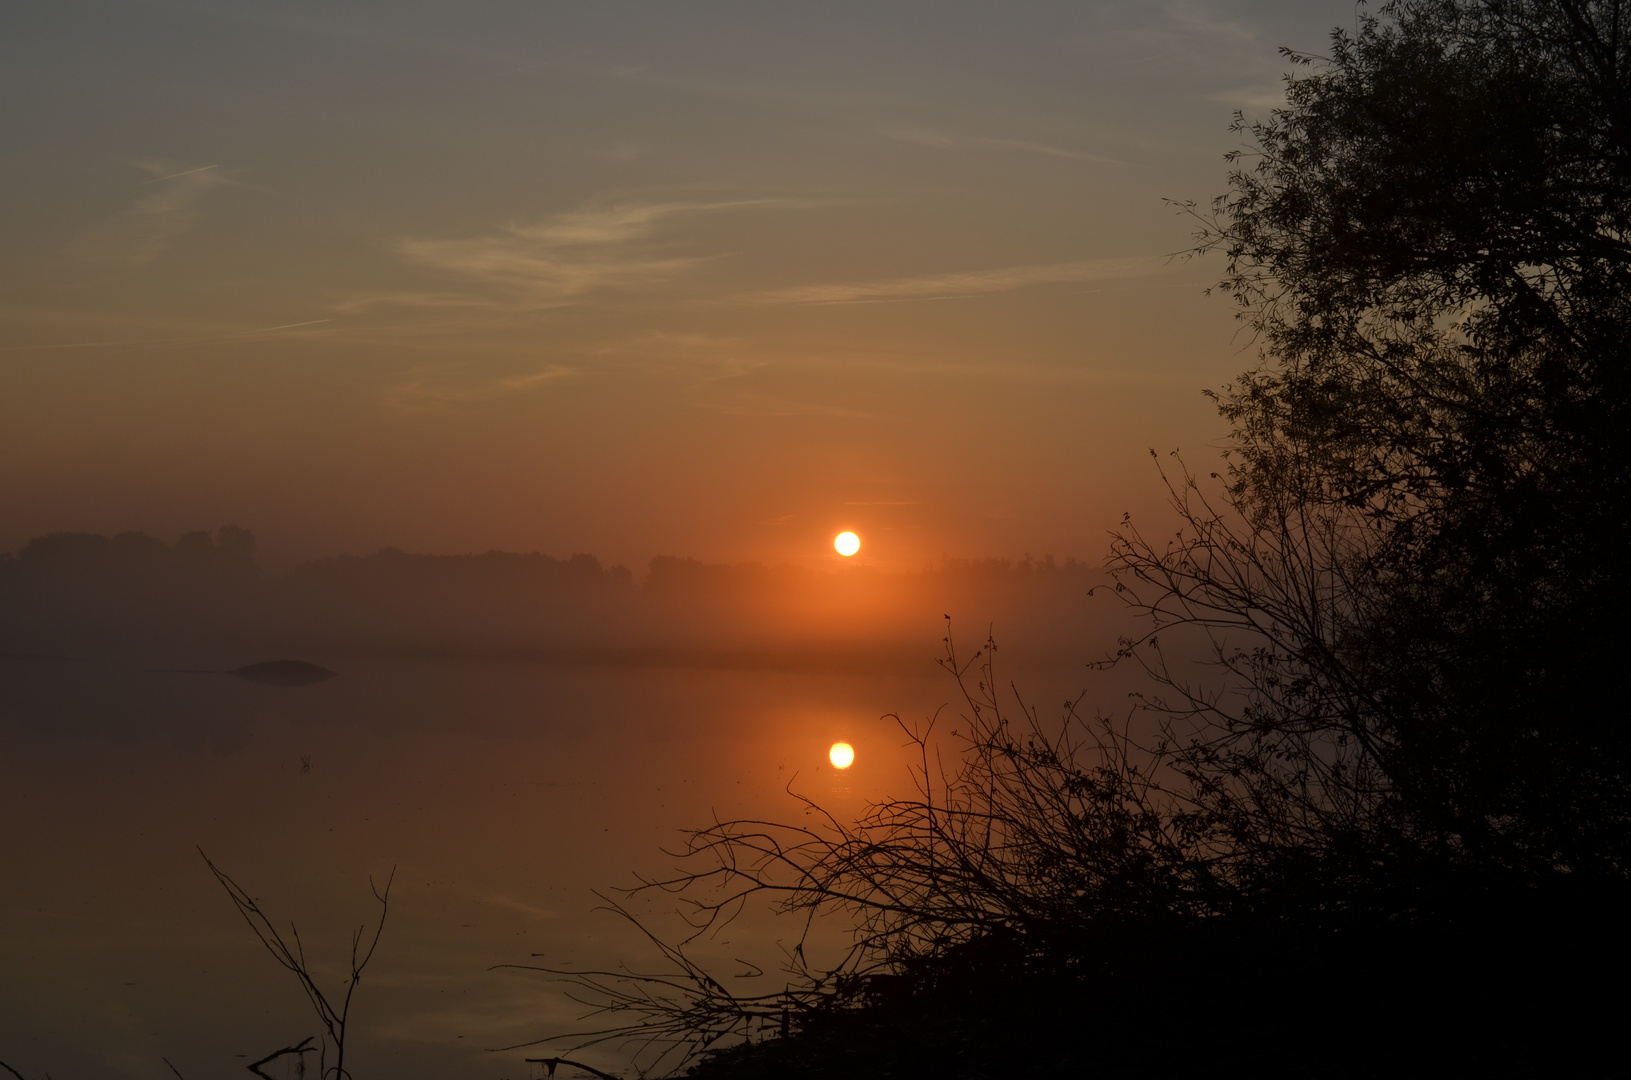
[[828, 741, 855, 769], [834, 531, 860, 557]]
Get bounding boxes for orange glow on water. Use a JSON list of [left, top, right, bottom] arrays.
[[829, 741, 855, 769]]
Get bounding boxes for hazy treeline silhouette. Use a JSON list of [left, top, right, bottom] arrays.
[[0, 528, 260, 653], [0, 529, 1103, 668]]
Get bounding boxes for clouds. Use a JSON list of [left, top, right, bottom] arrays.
[[382, 364, 577, 412], [378, 192, 1175, 336], [884, 128, 1130, 167], [69, 163, 228, 268], [752, 255, 1175, 306], [394, 198, 820, 308], [1154, 0, 1304, 109]]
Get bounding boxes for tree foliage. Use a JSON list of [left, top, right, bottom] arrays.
[[1164, 0, 1631, 883]]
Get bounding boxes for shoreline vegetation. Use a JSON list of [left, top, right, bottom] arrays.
[[507, 631, 1630, 1080]]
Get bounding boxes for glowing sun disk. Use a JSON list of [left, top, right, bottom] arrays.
[[829, 742, 855, 769], [834, 531, 860, 557]]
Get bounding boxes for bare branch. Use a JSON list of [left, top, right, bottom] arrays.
[[201, 851, 393, 1080]]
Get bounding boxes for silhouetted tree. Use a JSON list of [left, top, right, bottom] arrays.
[[1141, 0, 1631, 889], [513, 3, 1631, 1075]]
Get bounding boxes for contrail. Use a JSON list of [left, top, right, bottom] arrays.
[[248, 318, 334, 333], [145, 164, 219, 184]]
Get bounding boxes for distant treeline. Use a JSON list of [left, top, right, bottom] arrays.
[[0, 528, 1107, 667]]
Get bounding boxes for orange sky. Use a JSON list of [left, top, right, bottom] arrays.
[[0, 1, 1357, 572]]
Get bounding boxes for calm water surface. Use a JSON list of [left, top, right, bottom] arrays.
[[1, 652, 1092, 1079]]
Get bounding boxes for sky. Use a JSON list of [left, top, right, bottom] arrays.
[[1, 0, 1362, 573]]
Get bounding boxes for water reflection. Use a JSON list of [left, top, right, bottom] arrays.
[[0, 654, 1087, 1079]]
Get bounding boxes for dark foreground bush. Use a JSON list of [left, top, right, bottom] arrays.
[[687, 892, 1631, 1080]]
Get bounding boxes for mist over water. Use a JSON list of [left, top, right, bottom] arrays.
[[0, 531, 1119, 1078], [0, 528, 1112, 668]]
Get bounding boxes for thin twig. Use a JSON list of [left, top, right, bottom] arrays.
[[247, 1037, 316, 1080], [525, 1056, 623, 1080]]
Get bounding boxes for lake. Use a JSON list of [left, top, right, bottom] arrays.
[[0, 649, 1098, 1079]]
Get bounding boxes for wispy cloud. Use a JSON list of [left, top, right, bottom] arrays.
[[702, 391, 877, 420], [393, 197, 824, 308], [1158, 1, 1299, 110], [0, 309, 337, 354], [247, 318, 333, 333], [383, 365, 576, 411], [581, 330, 767, 381], [976, 137, 1128, 165], [1053, 1, 1298, 113], [1206, 84, 1291, 110], [143, 164, 219, 185], [332, 290, 515, 316], [1162, 0, 1263, 48], [69, 162, 229, 268], [751, 255, 1174, 306], [885, 128, 1129, 167]]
